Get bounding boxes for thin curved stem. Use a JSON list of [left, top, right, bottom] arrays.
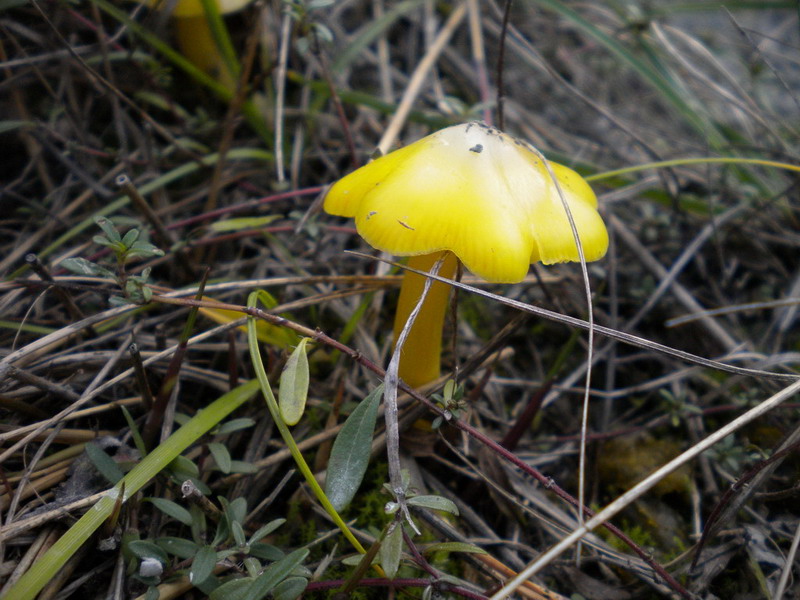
[[246, 292, 367, 556]]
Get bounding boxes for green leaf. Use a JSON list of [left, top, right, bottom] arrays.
[[379, 523, 403, 579], [121, 228, 141, 248], [209, 577, 253, 600], [216, 418, 256, 435], [422, 541, 487, 556], [169, 455, 200, 480], [243, 557, 262, 578], [190, 504, 208, 545], [92, 234, 120, 249], [84, 442, 124, 484], [341, 553, 377, 566], [94, 216, 122, 243], [406, 495, 459, 515], [248, 519, 286, 545], [207, 442, 232, 474], [59, 257, 115, 279], [190, 545, 218, 586], [325, 385, 383, 511], [272, 577, 308, 600], [209, 215, 281, 232], [244, 548, 308, 600], [146, 497, 193, 526], [228, 460, 258, 474], [156, 536, 199, 559], [278, 338, 310, 426], [128, 239, 165, 258], [120, 405, 147, 457], [144, 586, 160, 600], [226, 497, 247, 524], [127, 540, 168, 564], [231, 521, 247, 547], [249, 543, 284, 561]]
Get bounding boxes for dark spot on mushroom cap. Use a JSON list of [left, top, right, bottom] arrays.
[[469, 144, 483, 154], [398, 220, 415, 230]]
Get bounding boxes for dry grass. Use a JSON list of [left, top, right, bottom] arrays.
[[1, 1, 799, 599]]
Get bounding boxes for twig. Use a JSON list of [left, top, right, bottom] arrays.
[[495, 0, 512, 130]]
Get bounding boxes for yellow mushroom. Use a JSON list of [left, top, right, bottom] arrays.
[[147, 0, 251, 90], [324, 122, 609, 388]]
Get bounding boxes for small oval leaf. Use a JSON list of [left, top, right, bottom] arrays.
[[155, 536, 199, 559], [325, 385, 383, 511], [246, 548, 309, 599], [210, 215, 281, 232], [272, 577, 308, 600], [216, 418, 256, 435], [60, 257, 115, 278], [146, 497, 193, 526], [190, 545, 218, 585], [207, 442, 232, 474], [127, 539, 168, 564], [249, 518, 286, 545], [278, 338, 310, 426], [379, 523, 403, 579], [84, 442, 124, 484], [422, 541, 487, 556], [209, 577, 253, 600], [406, 495, 459, 515]]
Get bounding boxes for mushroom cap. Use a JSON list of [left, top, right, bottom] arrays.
[[146, 0, 251, 18], [324, 122, 609, 283]]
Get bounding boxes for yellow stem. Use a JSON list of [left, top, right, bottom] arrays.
[[174, 16, 235, 91], [393, 252, 459, 388]]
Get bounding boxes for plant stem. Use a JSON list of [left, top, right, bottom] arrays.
[[393, 252, 459, 388]]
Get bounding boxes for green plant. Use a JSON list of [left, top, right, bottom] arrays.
[[127, 494, 311, 600], [60, 216, 164, 305]]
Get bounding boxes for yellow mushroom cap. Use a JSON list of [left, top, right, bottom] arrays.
[[146, 0, 251, 18], [324, 122, 609, 283]]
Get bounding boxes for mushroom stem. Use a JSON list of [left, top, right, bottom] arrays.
[[174, 16, 236, 90], [393, 251, 459, 388]]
